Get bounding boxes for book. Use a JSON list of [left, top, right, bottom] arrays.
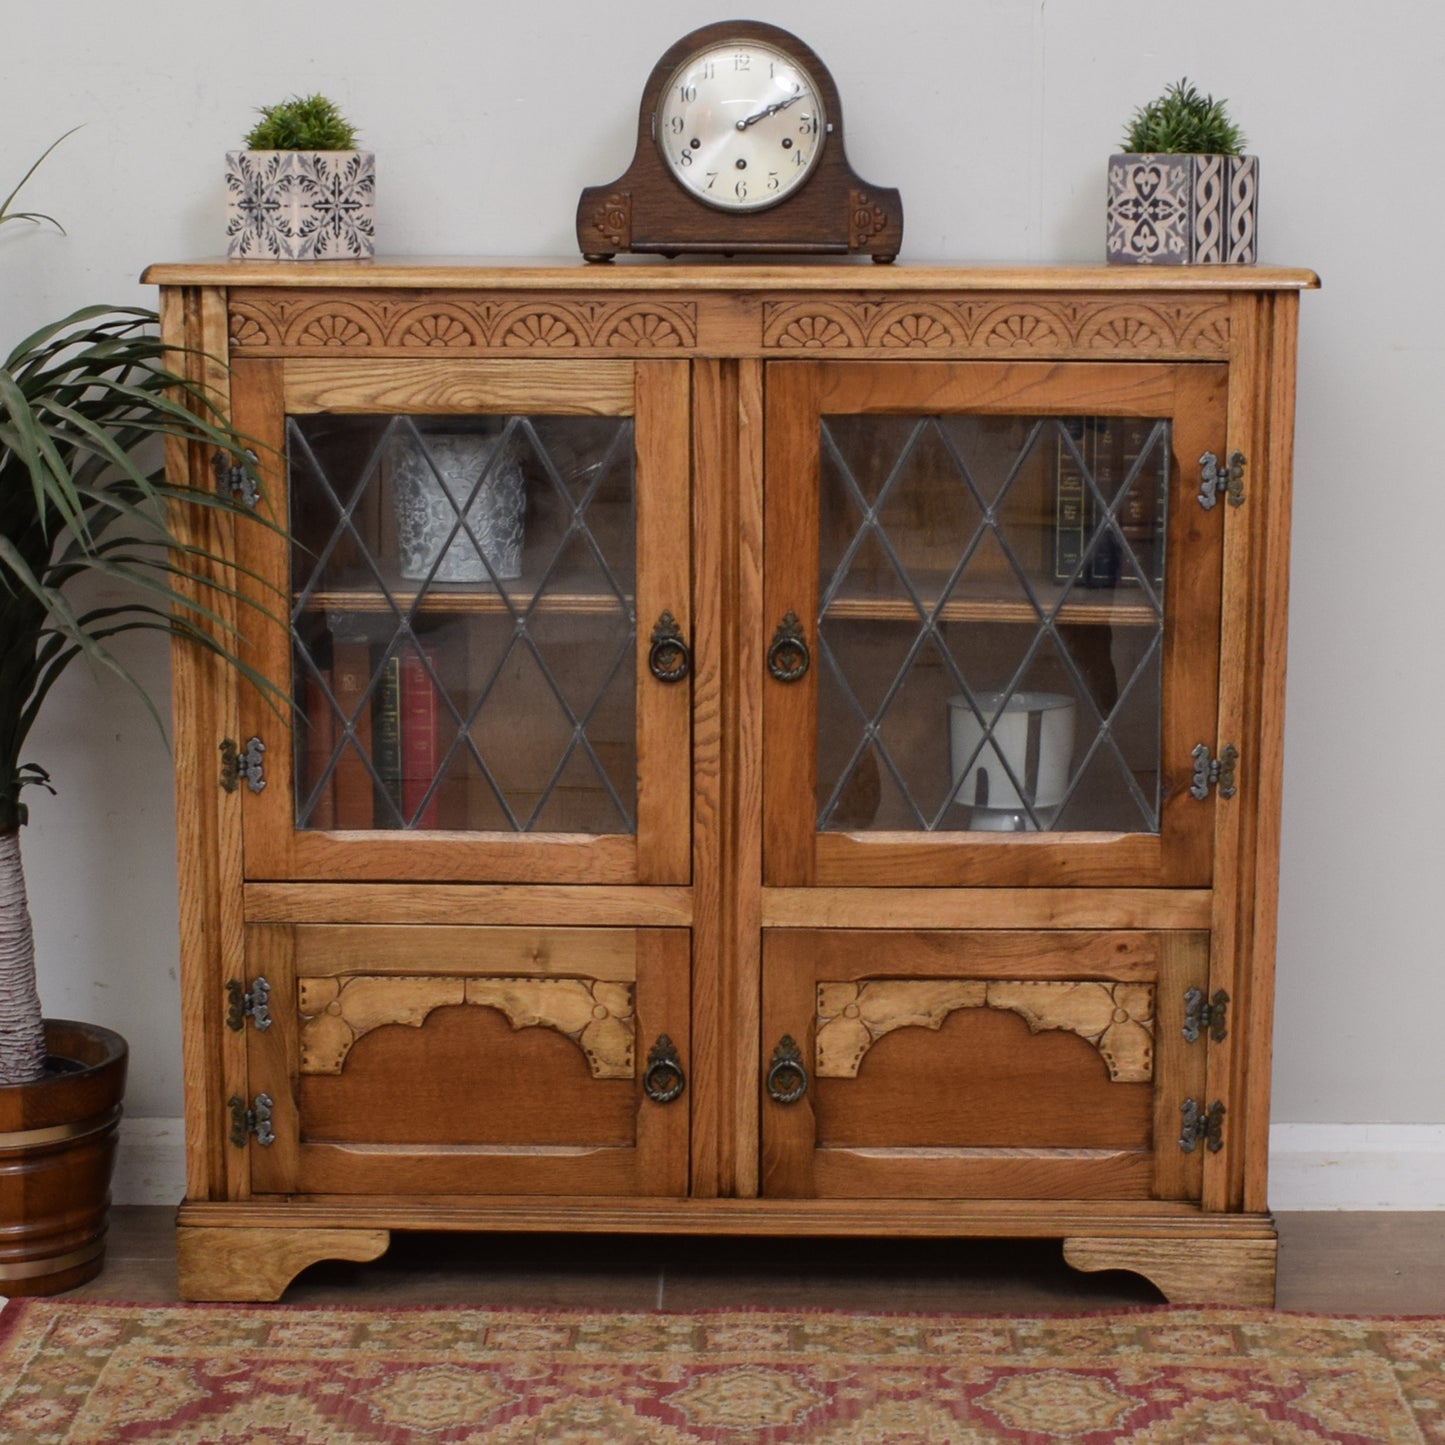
[[301, 667, 336, 830], [1052, 417, 1088, 583], [1054, 416, 1169, 591], [330, 637, 375, 829], [372, 652, 403, 827], [400, 645, 442, 829]]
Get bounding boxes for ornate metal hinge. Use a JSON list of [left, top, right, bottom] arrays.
[[1183, 987, 1230, 1044], [226, 977, 273, 1033], [228, 1093, 276, 1148], [213, 448, 261, 509], [1198, 449, 1246, 510], [220, 736, 267, 794], [1190, 742, 1238, 801], [1179, 1097, 1226, 1154]]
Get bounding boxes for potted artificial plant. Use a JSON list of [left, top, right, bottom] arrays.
[[225, 92, 374, 260], [1107, 78, 1257, 265], [0, 139, 275, 1293]]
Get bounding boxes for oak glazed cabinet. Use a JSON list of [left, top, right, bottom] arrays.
[[147, 259, 1316, 1303]]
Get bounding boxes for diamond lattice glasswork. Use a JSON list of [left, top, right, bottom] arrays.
[[816, 413, 1169, 834], [287, 414, 637, 833]]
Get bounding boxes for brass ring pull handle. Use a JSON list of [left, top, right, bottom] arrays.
[[648, 612, 692, 684], [767, 611, 810, 683], [765, 1034, 808, 1104], [642, 1034, 686, 1104]]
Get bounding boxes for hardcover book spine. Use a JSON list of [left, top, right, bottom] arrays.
[[1084, 417, 1120, 588], [330, 637, 375, 830], [372, 652, 403, 828], [302, 668, 336, 830], [401, 647, 441, 829], [1053, 417, 1087, 583]]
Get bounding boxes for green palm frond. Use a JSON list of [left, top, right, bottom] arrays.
[[0, 303, 289, 831]]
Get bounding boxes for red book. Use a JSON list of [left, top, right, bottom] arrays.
[[400, 646, 441, 829]]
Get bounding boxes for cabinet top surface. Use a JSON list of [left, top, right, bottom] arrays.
[[142, 256, 1320, 293]]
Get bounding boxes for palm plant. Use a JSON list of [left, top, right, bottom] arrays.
[[0, 139, 275, 1084]]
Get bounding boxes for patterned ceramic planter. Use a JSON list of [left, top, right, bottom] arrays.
[[1106, 153, 1257, 265], [225, 150, 375, 260]]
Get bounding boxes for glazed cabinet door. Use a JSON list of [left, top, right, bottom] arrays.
[[763, 360, 1229, 888], [760, 929, 1209, 1201], [241, 925, 690, 1196], [231, 356, 691, 884]]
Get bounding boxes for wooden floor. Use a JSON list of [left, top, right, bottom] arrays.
[[61, 1209, 1445, 1313]]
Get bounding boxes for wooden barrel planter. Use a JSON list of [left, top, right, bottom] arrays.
[[0, 1020, 127, 1295]]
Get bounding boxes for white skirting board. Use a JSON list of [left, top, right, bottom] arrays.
[[111, 1118, 1445, 1210]]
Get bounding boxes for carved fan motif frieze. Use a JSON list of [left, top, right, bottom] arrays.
[[229, 292, 698, 355], [298, 975, 635, 1079], [815, 979, 1156, 1082], [761, 295, 1230, 357]]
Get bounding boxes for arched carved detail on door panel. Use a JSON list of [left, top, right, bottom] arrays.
[[297, 975, 635, 1079], [814, 979, 1155, 1082]]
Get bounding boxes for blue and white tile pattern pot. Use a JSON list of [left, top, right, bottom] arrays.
[[225, 150, 376, 260], [1107, 153, 1257, 265]]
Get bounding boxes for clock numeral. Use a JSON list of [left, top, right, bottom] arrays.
[[799, 113, 818, 136], [668, 116, 685, 135], [704, 172, 718, 191], [767, 172, 781, 192], [701, 60, 716, 80], [733, 52, 752, 71], [793, 149, 809, 167], [735, 177, 749, 199], [678, 149, 693, 167], [679, 83, 697, 104]]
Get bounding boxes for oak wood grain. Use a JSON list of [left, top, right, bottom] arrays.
[[176, 1225, 389, 1302], [143, 259, 1320, 292]]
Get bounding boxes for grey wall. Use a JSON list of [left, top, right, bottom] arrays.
[[2, 0, 1439, 1126]]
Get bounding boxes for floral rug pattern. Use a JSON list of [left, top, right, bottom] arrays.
[[0, 1301, 1440, 1443]]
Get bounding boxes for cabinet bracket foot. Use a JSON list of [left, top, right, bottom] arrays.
[[176, 1225, 391, 1302], [1063, 1233, 1277, 1307]]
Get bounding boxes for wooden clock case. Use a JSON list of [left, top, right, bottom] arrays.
[[575, 20, 903, 261]]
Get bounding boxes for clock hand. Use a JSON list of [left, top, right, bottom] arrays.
[[736, 92, 805, 130]]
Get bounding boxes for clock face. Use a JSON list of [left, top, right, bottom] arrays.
[[655, 38, 827, 212]]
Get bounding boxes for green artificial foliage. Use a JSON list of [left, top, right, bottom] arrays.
[[244, 93, 360, 151], [0, 136, 285, 1082], [1121, 79, 1247, 156]]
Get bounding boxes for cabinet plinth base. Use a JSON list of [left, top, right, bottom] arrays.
[[1063, 1234, 1278, 1307], [176, 1225, 391, 1302]]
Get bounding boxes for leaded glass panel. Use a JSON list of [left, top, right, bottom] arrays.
[[817, 413, 1169, 835], [288, 414, 636, 834]]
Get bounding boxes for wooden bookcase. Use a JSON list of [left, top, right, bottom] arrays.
[[148, 259, 1316, 1303]]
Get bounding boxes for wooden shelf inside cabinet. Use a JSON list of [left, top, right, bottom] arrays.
[[299, 567, 636, 619], [825, 574, 1161, 628], [300, 584, 636, 619]]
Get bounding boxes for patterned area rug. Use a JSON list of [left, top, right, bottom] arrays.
[[0, 1300, 1441, 1443]]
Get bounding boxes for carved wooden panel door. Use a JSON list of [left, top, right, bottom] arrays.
[[242, 925, 690, 1196], [231, 356, 692, 886], [762, 360, 1230, 888], [760, 929, 1210, 1201]]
